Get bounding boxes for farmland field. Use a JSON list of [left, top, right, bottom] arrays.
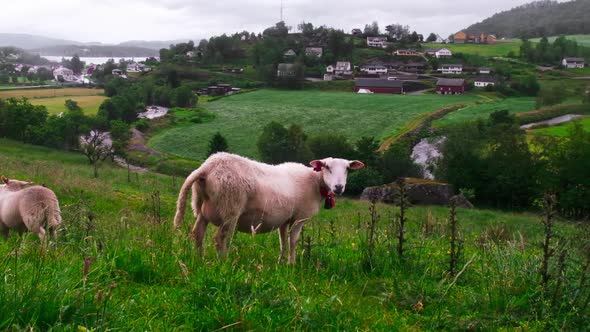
[[423, 40, 521, 57], [29, 95, 107, 115], [149, 89, 480, 159], [0, 138, 588, 330], [530, 116, 590, 137], [433, 97, 536, 127], [0, 87, 104, 99], [530, 34, 590, 47]]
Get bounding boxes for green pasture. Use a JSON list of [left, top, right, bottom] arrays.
[[529, 116, 590, 137], [149, 89, 480, 160], [423, 40, 521, 57], [433, 97, 537, 127], [28, 95, 106, 115]]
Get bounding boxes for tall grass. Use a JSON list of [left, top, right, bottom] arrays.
[[0, 139, 588, 330]]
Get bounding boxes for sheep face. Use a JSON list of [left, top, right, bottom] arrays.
[[310, 158, 365, 195]]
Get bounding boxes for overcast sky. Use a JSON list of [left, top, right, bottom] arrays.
[[0, 0, 563, 43]]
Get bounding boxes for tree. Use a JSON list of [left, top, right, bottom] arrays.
[[81, 130, 112, 178], [68, 54, 85, 74], [426, 33, 437, 42], [171, 85, 196, 108], [65, 99, 82, 112], [207, 132, 229, 156], [380, 142, 422, 182], [308, 133, 355, 160], [536, 86, 566, 108], [364, 21, 380, 36], [257, 122, 312, 164]]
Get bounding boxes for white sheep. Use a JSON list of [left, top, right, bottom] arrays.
[[173, 152, 364, 263]]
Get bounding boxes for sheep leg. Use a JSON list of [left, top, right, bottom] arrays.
[[288, 218, 310, 264], [191, 214, 208, 256], [278, 223, 289, 263], [213, 215, 239, 257], [37, 226, 46, 243]]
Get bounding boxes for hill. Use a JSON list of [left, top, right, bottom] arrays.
[[0, 33, 82, 49], [117, 39, 192, 50], [464, 0, 590, 38]]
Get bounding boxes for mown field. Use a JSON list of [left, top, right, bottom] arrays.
[[149, 90, 480, 160], [530, 34, 590, 47], [0, 88, 106, 115], [433, 97, 536, 127], [30, 95, 107, 115], [423, 40, 521, 57], [0, 138, 588, 330]]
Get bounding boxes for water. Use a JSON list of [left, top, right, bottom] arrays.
[[41, 56, 151, 64], [138, 106, 169, 119], [411, 137, 445, 179]]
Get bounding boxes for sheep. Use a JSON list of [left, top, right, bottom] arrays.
[[0, 176, 62, 242], [173, 152, 364, 263]]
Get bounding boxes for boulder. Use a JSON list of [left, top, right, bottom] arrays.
[[360, 178, 473, 208]]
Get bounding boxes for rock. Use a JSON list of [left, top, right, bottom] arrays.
[[360, 178, 473, 208], [450, 193, 474, 209]]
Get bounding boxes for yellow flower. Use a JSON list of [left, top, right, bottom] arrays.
[[447, 249, 451, 254], [351, 242, 357, 249]]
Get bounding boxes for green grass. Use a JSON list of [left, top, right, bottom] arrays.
[[0, 88, 104, 99], [0, 138, 588, 330], [423, 40, 521, 57], [530, 116, 590, 137], [28, 95, 107, 115], [433, 97, 537, 127], [530, 34, 590, 47], [149, 89, 480, 160]]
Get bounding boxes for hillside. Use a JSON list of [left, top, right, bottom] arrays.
[[0, 33, 81, 49], [464, 0, 590, 38]]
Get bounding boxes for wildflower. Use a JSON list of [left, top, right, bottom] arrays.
[[447, 249, 451, 254], [351, 242, 357, 249]]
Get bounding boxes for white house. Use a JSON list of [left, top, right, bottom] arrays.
[[283, 49, 297, 57], [326, 61, 352, 76], [438, 64, 463, 74], [478, 67, 491, 74], [562, 57, 585, 69], [434, 34, 448, 43], [474, 76, 496, 87], [360, 64, 388, 75], [367, 36, 387, 48], [435, 48, 452, 58], [53, 67, 75, 81], [305, 47, 323, 58]]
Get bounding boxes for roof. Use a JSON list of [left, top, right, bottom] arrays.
[[436, 78, 465, 87], [473, 76, 496, 83], [355, 78, 403, 88], [478, 67, 490, 71], [278, 63, 296, 71], [440, 63, 463, 68], [361, 64, 387, 69], [563, 57, 585, 62]]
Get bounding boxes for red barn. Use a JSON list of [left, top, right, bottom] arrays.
[[354, 78, 404, 94], [436, 78, 466, 95]]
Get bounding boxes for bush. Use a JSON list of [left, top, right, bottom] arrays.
[[346, 167, 383, 195]]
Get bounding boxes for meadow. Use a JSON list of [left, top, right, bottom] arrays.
[[0, 88, 106, 115], [529, 116, 590, 137], [149, 90, 480, 160], [0, 138, 588, 330], [423, 40, 521, 57], [433, 97, 536, 127], [530, 34, 590, 47]]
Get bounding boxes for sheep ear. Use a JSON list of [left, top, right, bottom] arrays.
[[309, 160, 324, 172], [1, 176, 8, 184], [348, 160, 365, 170]]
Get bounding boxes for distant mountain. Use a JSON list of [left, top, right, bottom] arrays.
[[0, 33, 84, 49], [464, 0, 590, 38], [117, 40, 191, 50], [32, 45, 159, 57]]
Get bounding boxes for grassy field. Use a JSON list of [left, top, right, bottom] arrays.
[[433, 97, 536, 127], [29, 95, 107, 115], [530, 34, 590, 47], [0, 87, 104, 99], [423, 40, 521, 57], [530, 116, 590, 137], [0, 138, 588, 330], [149, 90, 480, 160]]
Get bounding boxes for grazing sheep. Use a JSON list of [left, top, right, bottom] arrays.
[[173, 152, 364, 263], [0, 176, 62, 242]]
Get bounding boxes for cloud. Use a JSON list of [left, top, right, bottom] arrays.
[[0, 0, 563, 43]]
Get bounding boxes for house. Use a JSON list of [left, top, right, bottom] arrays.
[[283, 49, 297, 58], [434, 34, 448, 43], [222, 67, 244, 74], [354, 78, 404, 94], [126, 63, 143, 73], [562, 57, 585, 69], [277, 63, 296, 77], [53, 67, 75, 81], [359, 64, 388, 75], [199, 84, 240, 96], [351, 29, 363, 36], [326, 61, 353, 76], [436, 78, 466, 94], [367, 36, 387, 48], [438, 64, 463, 74], [478, 67, 491, 74], [486, 34, 497, 44], [393, 49, 421, 56], [402, 62, 427, 73], [425, 48, 452, 58], [473, 76, 496, 87], [453, 31, 467, 44], [305, 47, 323, 58], [112, 69, 128, 78]]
